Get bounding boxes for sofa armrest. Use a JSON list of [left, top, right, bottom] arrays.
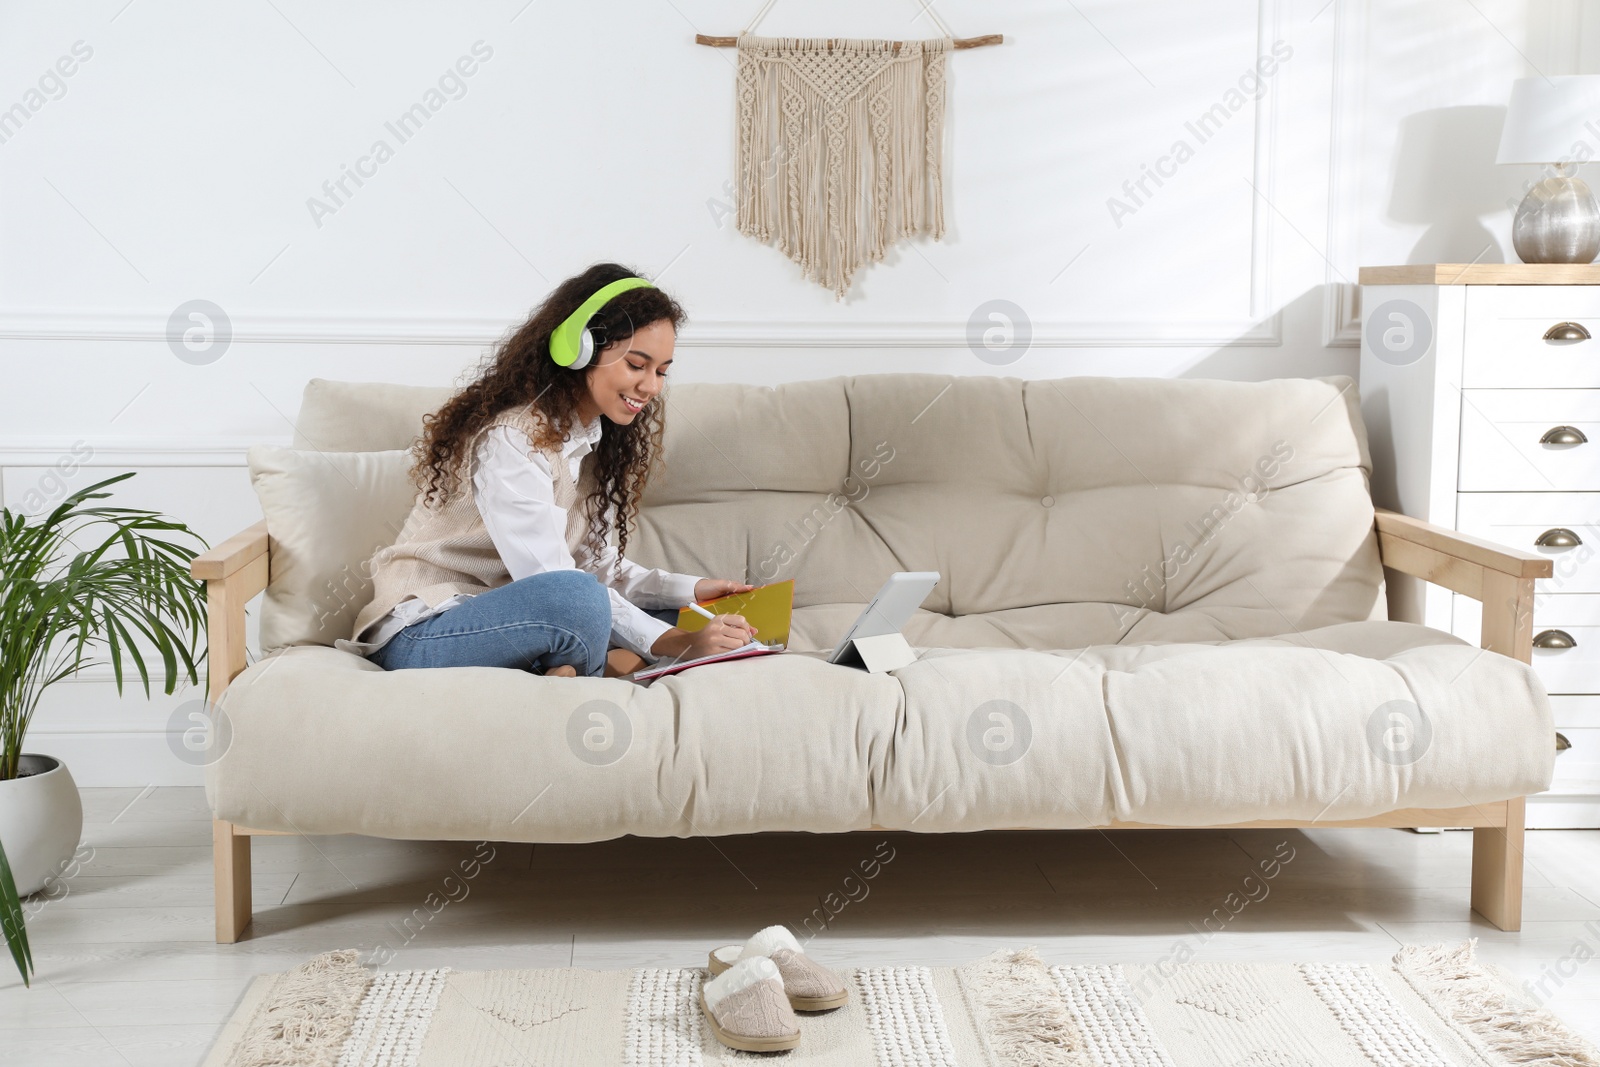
[[1374, 508, 1552, 665], [1375, 509, 1549, 580], [191, 519, 269, 580], [190, 520, 270, 702]]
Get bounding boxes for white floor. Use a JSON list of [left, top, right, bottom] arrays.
[[1, 787, 1597, 1064]]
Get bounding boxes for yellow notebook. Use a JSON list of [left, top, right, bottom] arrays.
[[675, 579, 794, 648]]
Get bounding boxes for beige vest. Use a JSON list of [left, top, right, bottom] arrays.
[[350, 405, 594, 643]]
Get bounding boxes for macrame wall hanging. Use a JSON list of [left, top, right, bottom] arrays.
[[697, 4, 1001, 299]]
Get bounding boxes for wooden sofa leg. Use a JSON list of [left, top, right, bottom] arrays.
[[214, 819, 252, 943], [1470, 797, 1526, 931]]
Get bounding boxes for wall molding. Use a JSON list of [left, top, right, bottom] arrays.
[[1246, 0, 1283, 324], [46, 660, 243, 685], [23, 731, 203, 787], [0, 437, 279, 467], [0, 310, 1283, 348], [54, 665, 154, 685], [1322, 0, 1367, 348]]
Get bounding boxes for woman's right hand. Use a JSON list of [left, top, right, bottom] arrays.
[[651, 614, 758, 661], [690, 613, 757, 658]]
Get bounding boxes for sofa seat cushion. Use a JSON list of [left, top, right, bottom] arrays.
[[787, 601, 1308, 655], [207, 620, 1553, 841]]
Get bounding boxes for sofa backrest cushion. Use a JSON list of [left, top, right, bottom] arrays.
[[292, 379, 454, 453], [287, 373, 1385, 647]]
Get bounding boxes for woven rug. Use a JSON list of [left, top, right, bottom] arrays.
[[202, 941, 1599, 1066]]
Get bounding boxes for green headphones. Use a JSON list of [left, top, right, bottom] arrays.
[[548, 276, 656, 370]]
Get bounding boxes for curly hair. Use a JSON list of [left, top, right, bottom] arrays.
[[410, 262, 687, 569]]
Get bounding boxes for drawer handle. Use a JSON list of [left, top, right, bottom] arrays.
[[1557, 731, 1572, 752], [1535, 528, 1584, 547], [1540, 425, 1589, 446], [1534, 629, 1577, 649], [1543, 321, 1592, 341]]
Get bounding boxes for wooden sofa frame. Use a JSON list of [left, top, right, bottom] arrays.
[[191, 509, 1553, 943]]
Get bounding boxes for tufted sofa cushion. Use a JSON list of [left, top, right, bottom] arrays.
[[209, 622, 1553, 838], [284, 373, 1384, 650]]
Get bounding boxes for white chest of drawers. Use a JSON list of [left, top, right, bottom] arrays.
[[1359, 263, 1600, 829]]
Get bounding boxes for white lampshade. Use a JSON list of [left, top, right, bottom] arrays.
[[1496, 75, 1600, 164]]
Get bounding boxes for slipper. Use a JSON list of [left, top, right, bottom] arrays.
[[699, 956, 801, 1053], [707, 924, 849, 1011]]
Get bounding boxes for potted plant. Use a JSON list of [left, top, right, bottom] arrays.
[[0, 472, 207, 985]]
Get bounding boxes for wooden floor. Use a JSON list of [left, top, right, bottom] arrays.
[[2, 787, 1598, 1064]]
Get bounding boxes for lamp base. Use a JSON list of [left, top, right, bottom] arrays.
[[1513, 172, 1600, 264]]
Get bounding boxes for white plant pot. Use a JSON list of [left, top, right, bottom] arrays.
[[0, 754, 85, 897]]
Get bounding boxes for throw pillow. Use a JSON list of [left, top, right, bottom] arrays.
[[246, 445, 417, 653]]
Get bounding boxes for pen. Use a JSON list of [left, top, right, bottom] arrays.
[[686, 601, 764, 646]]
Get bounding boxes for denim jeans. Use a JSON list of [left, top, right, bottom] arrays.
[[366, 570, 678, 678]]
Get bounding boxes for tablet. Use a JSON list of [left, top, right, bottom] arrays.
[[827, 571, 941, 664]]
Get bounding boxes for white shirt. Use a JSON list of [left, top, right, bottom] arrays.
[[336, 417, 702, 661]]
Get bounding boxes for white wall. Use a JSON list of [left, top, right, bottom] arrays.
[[0, 0, 1584, 784]]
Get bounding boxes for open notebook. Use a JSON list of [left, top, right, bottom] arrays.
[[631, 580, 794, 682], [631, 640, 784, 682]]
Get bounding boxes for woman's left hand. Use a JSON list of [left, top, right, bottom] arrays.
[[693, 578, 755, 602]]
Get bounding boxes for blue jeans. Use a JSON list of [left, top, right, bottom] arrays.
[[366, 570, 678, 678]]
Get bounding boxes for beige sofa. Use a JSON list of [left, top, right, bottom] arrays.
[[194, 373, 1555, 943]]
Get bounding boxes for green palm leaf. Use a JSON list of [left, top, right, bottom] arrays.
[[0, 834, 33, 986]]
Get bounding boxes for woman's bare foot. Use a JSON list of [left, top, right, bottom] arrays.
[[545, 665, 578, 678]]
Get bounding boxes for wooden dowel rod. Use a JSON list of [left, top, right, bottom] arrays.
[[695, 33, 1002, 49]]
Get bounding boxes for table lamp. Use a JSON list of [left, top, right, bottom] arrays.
[[1496, 75, 1600, 263]]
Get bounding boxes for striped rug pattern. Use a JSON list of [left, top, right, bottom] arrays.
[[201, 942, 1600, 1066]]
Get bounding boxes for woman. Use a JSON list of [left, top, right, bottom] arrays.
[[338, 262, 757, 678]]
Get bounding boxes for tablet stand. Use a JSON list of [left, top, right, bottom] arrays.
[[833, 632, 918, 673]]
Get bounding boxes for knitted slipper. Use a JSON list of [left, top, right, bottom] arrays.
[[707, 924, 848, 1011], [699, 956, 801, 1053]]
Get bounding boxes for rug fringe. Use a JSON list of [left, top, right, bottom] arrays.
[[226, 949, 371, 1067], [960, 949, 1094, 1067], [1393, 940, 1600, 1067]]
